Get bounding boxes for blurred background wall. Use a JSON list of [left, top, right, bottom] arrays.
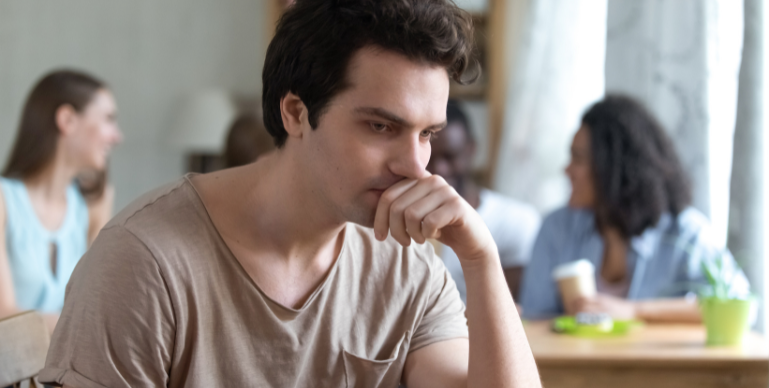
[[0, 0, 267, 210]]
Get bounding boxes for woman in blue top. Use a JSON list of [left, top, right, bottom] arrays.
[[520, 95, 748, 322], [0, 70, 122, 332]]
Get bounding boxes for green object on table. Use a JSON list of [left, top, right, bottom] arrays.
[[552, 316, 643, 338], [700, 297, 753, 346]]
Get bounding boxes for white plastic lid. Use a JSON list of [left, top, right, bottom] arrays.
[[552, 259, 595, 280]]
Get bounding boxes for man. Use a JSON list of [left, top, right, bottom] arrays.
[[41, 1, 540, 387], [427, 101, 541, 303]]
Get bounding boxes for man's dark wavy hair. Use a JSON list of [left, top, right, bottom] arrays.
[[582, 95, 692, 239], [262, 0, 478, 147]]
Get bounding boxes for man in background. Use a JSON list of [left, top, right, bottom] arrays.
[[427, 101, 541, 303], [223, 114, 275, 168]]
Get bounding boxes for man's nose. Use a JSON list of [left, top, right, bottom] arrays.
[[390, 135, 428, 179]]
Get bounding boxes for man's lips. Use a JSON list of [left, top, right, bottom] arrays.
[[368, 178, 407, 198]]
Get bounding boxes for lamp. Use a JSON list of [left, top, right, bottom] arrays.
[[168, 90, 236, 172]]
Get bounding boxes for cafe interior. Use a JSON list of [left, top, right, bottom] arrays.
[[1, 0, 768, 387]]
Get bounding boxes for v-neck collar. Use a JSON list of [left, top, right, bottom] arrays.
[[182, 174, 349, 315]]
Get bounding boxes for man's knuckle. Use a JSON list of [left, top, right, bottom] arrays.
[[391, 203, 406, 215], [423, 213, 437, 228], [438, 185, 454, 197], [403, 209, 415, 221], [432, 175, 448, 187]]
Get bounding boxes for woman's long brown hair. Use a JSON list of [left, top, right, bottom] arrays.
[[2, 69, 108, 201]]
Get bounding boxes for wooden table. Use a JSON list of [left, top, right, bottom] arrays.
[[524, 320, 769, 388]]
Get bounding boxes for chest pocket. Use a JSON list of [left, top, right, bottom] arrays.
[[343, 331, 410, 388]]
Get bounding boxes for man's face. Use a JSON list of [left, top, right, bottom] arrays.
[[426, 121, 475, 190], [294, 47, 449, 227]]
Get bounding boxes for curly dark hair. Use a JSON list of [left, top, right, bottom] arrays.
[[446, 99, 474, 143], [262, 0, 477, 147], [581, 95, 692, 238]]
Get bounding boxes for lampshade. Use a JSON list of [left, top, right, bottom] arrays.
[[168, 90, 236, 152]]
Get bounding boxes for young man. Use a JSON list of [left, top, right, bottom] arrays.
[[40, 1, 540, 387], [427, 101, 541, 304]]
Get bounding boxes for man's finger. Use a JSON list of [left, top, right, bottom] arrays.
[[389, 177, 447, 245], [421, 198, 462, 240], [373, 179, 418, 241], [403, 186, 456, 244]]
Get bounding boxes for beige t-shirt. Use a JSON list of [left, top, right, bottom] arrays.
[[40, 177, 468, 387]]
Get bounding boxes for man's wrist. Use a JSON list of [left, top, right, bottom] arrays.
[[456, 247, 500, 273]]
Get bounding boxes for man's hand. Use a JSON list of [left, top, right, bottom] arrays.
[[570, 294, 637, 320], [377, 173, 541, 388], [373, 174, 496, 263]]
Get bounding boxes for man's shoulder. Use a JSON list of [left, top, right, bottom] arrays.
[[97, 176, 213, 262], [106, 177, 196, 230]]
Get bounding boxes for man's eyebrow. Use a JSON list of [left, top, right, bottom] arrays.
[[354, 106, 447, 131]]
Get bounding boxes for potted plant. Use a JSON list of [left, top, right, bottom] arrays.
[[698, 252, 754, 346]]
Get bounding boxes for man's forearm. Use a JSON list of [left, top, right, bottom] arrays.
[[462, 253, 541, 388]]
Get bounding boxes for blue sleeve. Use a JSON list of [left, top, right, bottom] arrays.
[[520, 212, 564, 319], [675, 229, 750, 298]]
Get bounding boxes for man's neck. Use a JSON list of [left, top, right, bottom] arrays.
[[192, 150, 348, 309], [195, 150, 346, 267]]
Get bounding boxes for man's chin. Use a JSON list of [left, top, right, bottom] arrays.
[[342, 205, 377, 229]]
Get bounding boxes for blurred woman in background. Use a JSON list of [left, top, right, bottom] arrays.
[[520, 95, 748, 322], [0, 69, 122, 332]]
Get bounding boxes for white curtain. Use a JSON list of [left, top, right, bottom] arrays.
[[729, 0, 765, 331], [492, 0, 607, 214], [604, 0, 744, 248]]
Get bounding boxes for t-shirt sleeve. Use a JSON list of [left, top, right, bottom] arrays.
[[39, 226, 175, 388], [409, 250, 468, 353]]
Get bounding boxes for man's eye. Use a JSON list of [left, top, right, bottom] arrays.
[[370, 123, 389, 133], [421, 130, 437, 140]]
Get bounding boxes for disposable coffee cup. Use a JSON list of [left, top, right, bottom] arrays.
[[552, 259, 596, 308]]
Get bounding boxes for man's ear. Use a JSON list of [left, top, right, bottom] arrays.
[[280, 92, 308, 140], [55, 104, 78, 135]]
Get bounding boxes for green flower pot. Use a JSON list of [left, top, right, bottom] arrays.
[[699, 297, 753, 346]]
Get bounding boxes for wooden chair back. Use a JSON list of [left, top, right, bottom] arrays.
[[0, 311, 50, 388]]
